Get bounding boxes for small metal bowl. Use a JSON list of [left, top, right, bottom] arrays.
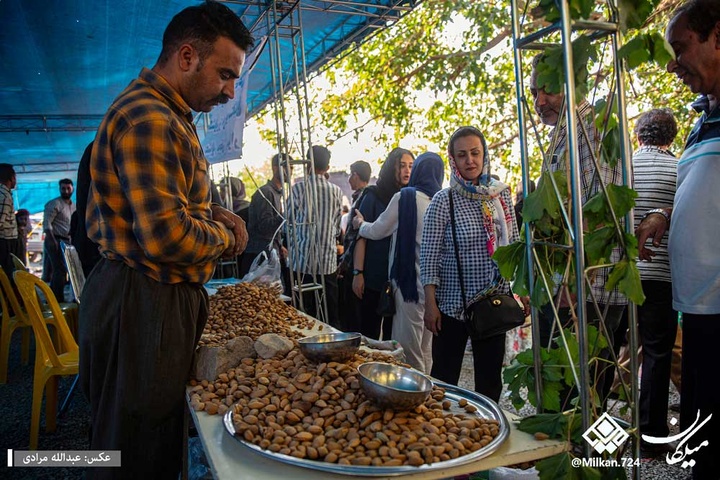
[[357, 362, 433, 410], [298, 332, 361, 363]]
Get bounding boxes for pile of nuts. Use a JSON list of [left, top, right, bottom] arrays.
[[199, 283, 316, 346], [188, 348, 500, 467]]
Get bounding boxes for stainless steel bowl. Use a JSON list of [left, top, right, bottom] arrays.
[[357, 362, 433, 410], [298, 332, 361, 363]]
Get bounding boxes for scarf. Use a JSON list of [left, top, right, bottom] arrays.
[[391, 153, 444, 303], [449, 160, 512, 257]]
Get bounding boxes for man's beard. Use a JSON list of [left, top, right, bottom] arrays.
[[61, 193, 71, 200]]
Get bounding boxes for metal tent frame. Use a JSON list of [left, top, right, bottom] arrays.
[[510, 0, 640, 474]]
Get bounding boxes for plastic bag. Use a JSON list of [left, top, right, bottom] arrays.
[[240, 249, 282, 293], [489, 466, 539, 479], [361, 335, 407, 363]]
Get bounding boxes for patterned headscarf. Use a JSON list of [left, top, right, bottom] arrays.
[[447, 127, 513, 256]]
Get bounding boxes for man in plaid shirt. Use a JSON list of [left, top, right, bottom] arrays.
[[79, 3, 252, 478], [529, 54, 626, 410]]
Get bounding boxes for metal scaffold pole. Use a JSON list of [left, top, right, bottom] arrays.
[[266, 0, 328, 324], [510, 0, 640, 476]]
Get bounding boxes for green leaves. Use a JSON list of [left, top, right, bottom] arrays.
[[606, 258, 646, 305], [534, 36, 597, 103], [493, 241, 531, 296], [618, 0, 661, 32], [523, 170, 568, 225], [583, 184, 637, 230], [619, 32, 674, 69], [518, 412, 570, 439], [533, 0, 596, 23]]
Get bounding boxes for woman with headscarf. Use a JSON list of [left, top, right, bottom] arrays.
[[352, 152, 444, 373], [351, 147, 414, 340], [420, 127, 523, 401]]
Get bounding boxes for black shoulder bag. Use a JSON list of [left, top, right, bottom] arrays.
[[448, 190, 525, 340]]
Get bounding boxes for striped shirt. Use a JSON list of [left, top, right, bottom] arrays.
[[290, 174, 343, 275], [0, 185, 17, 240], [670, 99, 720, 314], [420, 187, 518, 320], [549, 100, 625, 306], [87, 68, 232, 284], [632, 146, 676, 282]]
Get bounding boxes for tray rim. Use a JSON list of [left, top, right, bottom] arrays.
[[222, 381, 510, 477]]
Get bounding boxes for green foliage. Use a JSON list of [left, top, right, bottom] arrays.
[[618, 0, 662, 32], [606, 258, 646, 305], [534, 0, 596, 23], [504, 326, 608, 412], [533, 36, 597, 103], [522, 171, 568, 226], [619, 32, 673, 69], [583, 184, 637, 230]]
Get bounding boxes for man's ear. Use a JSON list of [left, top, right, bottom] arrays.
[[177, 43, 196, 72]]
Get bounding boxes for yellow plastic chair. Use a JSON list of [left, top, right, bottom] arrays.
[[0, 264, 78, 383], [0, 267, 32, 383], [14, 270, 79, 450], [11, 253, 27, 272]]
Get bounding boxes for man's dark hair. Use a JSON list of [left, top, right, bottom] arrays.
[[59, 178, 74, 187], [350, 161, 371, 183], [671, 0, 720, 42], [271, 153, 293, 170], [0, 164, 15, 183], [307, 146, 331, 172], [158, 1, 254, 66], [634, 108, 678, 147]]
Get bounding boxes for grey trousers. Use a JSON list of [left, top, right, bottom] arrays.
[[79, 259, 208, 480]]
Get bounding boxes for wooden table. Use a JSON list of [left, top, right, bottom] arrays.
[[187, 403, 567, 479], [187, 288, 567, 478]]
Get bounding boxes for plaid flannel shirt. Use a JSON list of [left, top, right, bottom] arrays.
[[87, 68, 232, 284], [548, 100, 626, 306]]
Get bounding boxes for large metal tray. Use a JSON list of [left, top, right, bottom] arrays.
[[222, 381, 509, 476]]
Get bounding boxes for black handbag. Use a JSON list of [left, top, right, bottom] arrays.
[[376, 280, 396, 317], [448, 191, 525, 340]]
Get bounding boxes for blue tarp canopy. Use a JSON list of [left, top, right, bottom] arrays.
[[0, 0, 415, 213]]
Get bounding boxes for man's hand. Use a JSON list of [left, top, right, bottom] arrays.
[[280, 246, 288, 260], [211, 205, 248, 257], [636, 213, 669, 262]]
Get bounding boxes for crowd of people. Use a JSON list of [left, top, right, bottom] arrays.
[[0, 0, 716, 479]]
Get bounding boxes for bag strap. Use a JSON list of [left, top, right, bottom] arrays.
[[448, 190, 469, 314], [449, 191, 504, 313]]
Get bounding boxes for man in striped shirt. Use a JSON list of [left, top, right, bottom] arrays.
[[0, 164, 19, 280], [631, 108, 679, 456], [638, 2, 720, 476], [290, 145, 343, 327], [79, 3, 252, 478]]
